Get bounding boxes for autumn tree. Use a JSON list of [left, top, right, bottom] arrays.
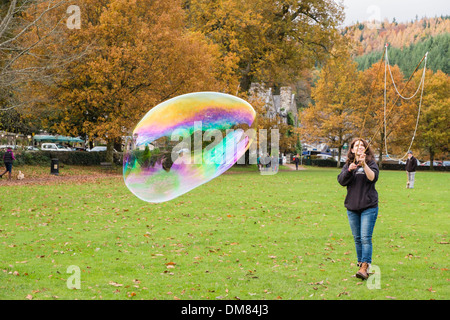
[[0, 0, 76, 115], [358, 57, 421, 167], [300, 45, 362, 167], [415, 70, 450, 168], [22, 0, 232, 162], [345, 16, 450, 57], [184, 0, 344, 93]]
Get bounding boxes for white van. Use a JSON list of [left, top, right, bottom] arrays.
[[41, 143, 69, 151]]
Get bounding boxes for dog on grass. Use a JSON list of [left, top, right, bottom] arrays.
[[17, 171, 24, 180]]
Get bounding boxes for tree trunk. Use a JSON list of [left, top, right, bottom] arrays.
[[429, 146, 435, 171], [337, 146, 342, 168], [114, 137, 122, 152], [106, 139, 114, 164], [239, 74, 251, 93], [239, 61, 253, 92]]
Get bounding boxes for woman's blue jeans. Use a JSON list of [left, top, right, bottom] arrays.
[[347, 207, 378, 264]]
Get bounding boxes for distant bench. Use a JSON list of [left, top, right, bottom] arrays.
[[100, 162, 114, 172]]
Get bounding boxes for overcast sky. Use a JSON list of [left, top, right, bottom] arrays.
[[341, 0, 450, 26]]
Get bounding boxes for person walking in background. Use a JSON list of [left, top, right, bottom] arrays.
[[271, 154, 278, 172], [0, 147, 16, 180], [263, 153, 271, 171], [337, 138, 379, 280], [294, 154, 300, 170], [405, 151, 417, 189]]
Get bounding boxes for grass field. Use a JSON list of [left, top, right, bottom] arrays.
[[0, 165, 448, 300]]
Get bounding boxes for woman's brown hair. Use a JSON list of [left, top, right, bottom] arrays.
[[346, 138, 375, 165]]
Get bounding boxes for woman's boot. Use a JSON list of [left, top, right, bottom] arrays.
[[356, 262, 369, 280]]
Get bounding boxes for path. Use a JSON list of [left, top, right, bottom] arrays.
[[0, 173, 120, 186], [283, 163, 306, 171], [0, 164, 306, 186]]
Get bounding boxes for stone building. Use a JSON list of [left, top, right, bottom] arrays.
[[249, 83, 297, 125]]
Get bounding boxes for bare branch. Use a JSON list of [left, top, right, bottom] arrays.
[[0, 0, 69, 49], [0, 0, 18, 39]]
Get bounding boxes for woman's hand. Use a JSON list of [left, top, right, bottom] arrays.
[[359, 153, 366, 167], [359, 153, 375, 181], [348, 163, 358, 172]]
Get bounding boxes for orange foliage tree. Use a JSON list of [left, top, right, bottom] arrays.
[[21, 0, 233, 161], [358, 60, 419, 166], [415, 70, 450, 167], [300, 46, 363, 167], [185, 0, 344, 92]]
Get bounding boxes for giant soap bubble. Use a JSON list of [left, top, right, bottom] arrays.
[[123, 92, 256, 203]]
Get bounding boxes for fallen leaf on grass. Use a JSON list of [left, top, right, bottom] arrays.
[[109, 281, 123, 287]]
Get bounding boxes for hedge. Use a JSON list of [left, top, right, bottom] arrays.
[[0, 151, 123, 166], [1, 151, 448, 171], [304, 159, 450, 171], [301, 158, 345, 167], [379, 163, 450, 171]]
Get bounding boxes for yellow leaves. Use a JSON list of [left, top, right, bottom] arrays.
[[415, 70, 450, 158], [188, 0, 343, 90], [301, 48, 362, 146], [38, 0, 230, 141]]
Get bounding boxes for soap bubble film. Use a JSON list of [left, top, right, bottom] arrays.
[[123, 92, 256, 203]]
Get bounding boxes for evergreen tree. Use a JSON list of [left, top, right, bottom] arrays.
[[354, 33, 450, 76]]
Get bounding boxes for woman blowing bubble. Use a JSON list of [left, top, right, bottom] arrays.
[[337, 139, 379, 280]]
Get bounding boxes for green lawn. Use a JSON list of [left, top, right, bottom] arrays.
[[0, 166, 448, 300]]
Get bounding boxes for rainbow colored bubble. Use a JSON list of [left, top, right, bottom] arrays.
[[123, 92, 256, 203]]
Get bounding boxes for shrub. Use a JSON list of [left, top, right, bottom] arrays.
[[0, 151, 123, 166]]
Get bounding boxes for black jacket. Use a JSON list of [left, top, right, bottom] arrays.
[[337, 160, 379, 211], [3, 150, 15, 163], [405, 156, 417, 172]]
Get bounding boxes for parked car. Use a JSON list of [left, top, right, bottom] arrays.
[[399, 159, 420, 165], [317, 154, 334, 160], [443, 161, 450, 167], [88, 146, 107, 152], [0, 145, 18, 150], [26, 146, 40, 151], [420, 161, 443, 166], [41, 143, 69, 151]]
